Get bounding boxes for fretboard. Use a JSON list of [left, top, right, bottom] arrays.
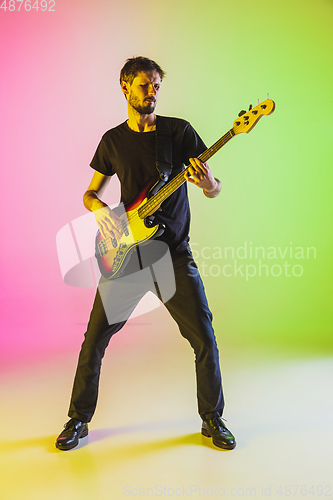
[[138, 128, 235, 219]]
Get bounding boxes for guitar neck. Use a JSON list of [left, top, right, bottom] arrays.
[[138, 128, 235, 219]]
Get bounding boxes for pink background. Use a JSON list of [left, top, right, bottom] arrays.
[[0, 4, 134, 369]]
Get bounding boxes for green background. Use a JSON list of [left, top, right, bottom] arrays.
[[151, 0, 333, 357]]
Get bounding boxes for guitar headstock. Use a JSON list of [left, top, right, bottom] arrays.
[[232, 98, 275, 135]]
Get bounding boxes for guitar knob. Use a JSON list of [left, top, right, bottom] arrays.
[[145, 215, 155, 227], [238, 110, 246, 117]]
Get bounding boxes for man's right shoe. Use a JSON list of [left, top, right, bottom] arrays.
[[55, 418, 88, 451], [201, 416, 236, 450]]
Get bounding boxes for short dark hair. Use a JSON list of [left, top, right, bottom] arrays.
[[120, 56, 166, 85]]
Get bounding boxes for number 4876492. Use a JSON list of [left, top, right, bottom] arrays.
[[0, 0, 55, 11]]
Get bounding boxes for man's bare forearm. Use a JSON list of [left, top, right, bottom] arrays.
[[83, 190, 106, 212]]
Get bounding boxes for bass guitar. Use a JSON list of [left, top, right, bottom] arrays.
[[95, 98, 275, 279]]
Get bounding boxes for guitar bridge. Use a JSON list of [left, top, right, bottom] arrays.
[[98, 239, 108, 256], [110, 243, 128, 273], [122, 219, 129, 237]]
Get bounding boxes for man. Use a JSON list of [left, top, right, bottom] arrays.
[[56, 56, 236, 451]]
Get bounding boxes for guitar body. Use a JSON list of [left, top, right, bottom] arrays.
[[95, 178, 165, 280]]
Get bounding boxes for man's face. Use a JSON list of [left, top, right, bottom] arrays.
[[123, 71, 161, 115]]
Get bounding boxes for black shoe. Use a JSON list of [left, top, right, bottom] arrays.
[[55, 418, 88, 451], [201, 417, 236, 450]]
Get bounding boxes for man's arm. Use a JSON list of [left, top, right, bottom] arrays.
[[184, 158, 221, 198], [84, 171, 122, 241]]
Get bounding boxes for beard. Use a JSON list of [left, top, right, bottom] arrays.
[[128, 93, 156, 115]]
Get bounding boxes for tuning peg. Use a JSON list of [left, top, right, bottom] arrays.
[[238, 110, 246, 117], [257, 99, 260, 105], [267, 93, 269, 99], [249, 104, 252, 110]]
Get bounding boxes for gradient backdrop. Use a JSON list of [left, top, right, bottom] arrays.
[[0, 0, 332, 368]]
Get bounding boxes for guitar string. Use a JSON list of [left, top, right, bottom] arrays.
[[138, 129, 235, 219]]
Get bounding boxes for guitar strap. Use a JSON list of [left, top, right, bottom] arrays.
[[151, 115, 173, 195]]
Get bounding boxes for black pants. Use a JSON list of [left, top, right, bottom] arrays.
[[68, 247, 224, 422]]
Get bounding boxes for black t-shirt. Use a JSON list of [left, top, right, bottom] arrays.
[[90, 116, 206, 252]]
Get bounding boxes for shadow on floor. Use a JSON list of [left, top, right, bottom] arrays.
[[0, 419, 230, 458]]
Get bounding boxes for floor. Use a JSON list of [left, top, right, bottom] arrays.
[[0, 306, 332, 500]]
